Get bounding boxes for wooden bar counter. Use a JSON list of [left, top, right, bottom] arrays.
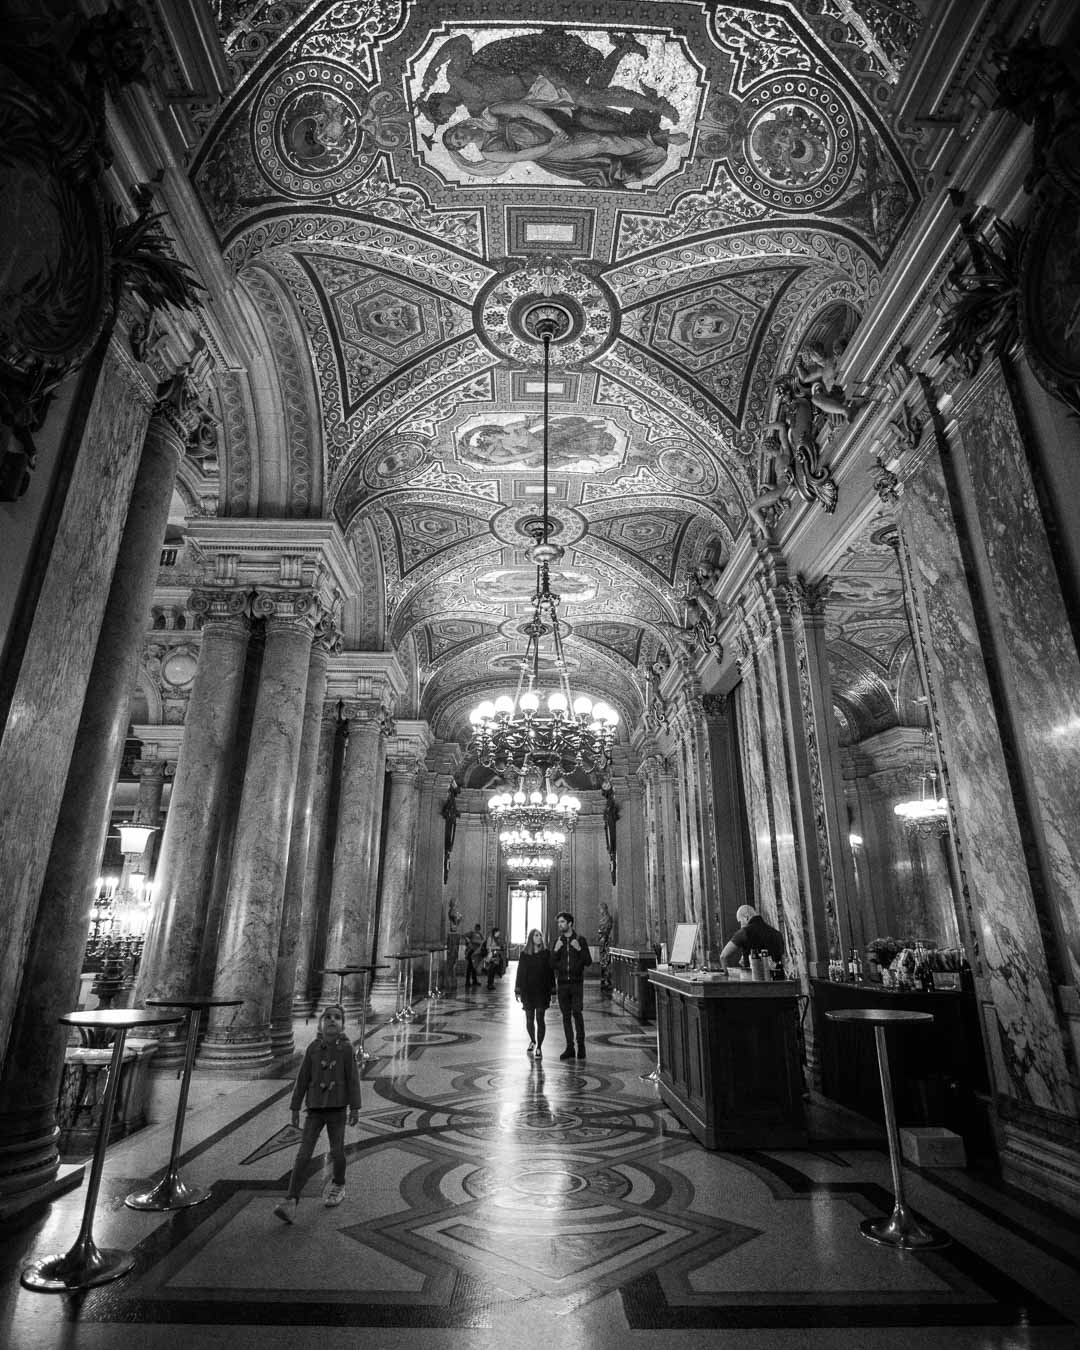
[[648, 969, 807, 1149]]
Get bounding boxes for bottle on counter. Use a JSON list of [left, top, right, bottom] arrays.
[[849, 947, 863, 982]]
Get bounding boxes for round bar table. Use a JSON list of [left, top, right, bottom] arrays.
[[317, 964, 388, 1061], [22, 1008, 183, 1292], [385, 950, 426, 1023], [125, 997, 242, 1211], [825, 1007, 950, 1250]]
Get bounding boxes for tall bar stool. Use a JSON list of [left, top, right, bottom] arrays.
[[385, 949, 425, 1023]]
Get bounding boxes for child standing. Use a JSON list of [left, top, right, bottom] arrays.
[[273, 1003, 360, 1224]]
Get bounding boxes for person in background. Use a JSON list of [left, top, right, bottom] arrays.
[[273, 1003, 360, 1224], [719, 904, 784, 970], [464, 922, 484, 990], [481, 925, 508, 990], [514, 928, 556, 1058], [550, 910, 592, 1060]]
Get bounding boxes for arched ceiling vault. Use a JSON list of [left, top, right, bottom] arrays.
[[198, 1, 925, 748]]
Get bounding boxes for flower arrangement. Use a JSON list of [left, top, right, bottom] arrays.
[[866, 937, 902, 968]]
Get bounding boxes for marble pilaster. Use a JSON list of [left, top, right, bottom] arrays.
[[900, 376, 1074, 1119], [135, 589, 252, 1031], [0, 403, 180, 1201], [669, 686, 724, 954], [701, 693, 753, 941], [292, 705, 341, 1016], [200, 591, 321, 1070], [782, 577, 856, 967], [270, 629, 334, 1057], [613, 765, 648, 949], [0, 338, 154, 1065], [320, 704, 390, 1011], [635, 751, 663, 949]]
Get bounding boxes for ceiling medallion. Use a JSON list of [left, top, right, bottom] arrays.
[[477, 260, 616, 365], [734, 78, 855, 210]]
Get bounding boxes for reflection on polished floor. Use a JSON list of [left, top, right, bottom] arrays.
[[2, 979, 1079, 1350]]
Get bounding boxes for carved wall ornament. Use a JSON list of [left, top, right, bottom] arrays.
[[887, 400, 923, 452], [933, 206, 1022, 380], [870, 452, 901, 505], [783, 574, 831, 619]]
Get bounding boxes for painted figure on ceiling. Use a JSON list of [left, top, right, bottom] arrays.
[[441, 95, 687, 188], [458, 414, 622, 472], [418, 29, 678, 128]]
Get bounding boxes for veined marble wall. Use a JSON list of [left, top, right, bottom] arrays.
[[902, 395, 1073, 1116], [959, 366, 1080, 992]]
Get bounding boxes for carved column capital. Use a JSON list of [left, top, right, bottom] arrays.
[[782, 573, 831, 619], [189, 586, 251, 633], [251, 587, 325, 639]]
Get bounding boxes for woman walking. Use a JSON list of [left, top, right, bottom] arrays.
[[514, 928, 556, 1057]]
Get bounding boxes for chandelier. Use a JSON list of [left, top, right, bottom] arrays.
[[488, 763, 581, 832], [469, 310, 618, 779], [506, 850, 556, 874], [894, 732, 949, 837], [499, 826, 566, 857]]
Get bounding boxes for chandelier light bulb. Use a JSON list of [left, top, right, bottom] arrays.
[[519, 691, 539, 713], [494, 695, 515, 716], [547, 691, 568, 713], [572, 695, 593, 718]]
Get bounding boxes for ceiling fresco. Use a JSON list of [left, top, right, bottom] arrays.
[[192, 0, 925, 750]]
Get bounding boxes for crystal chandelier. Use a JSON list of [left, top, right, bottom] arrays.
[[894, 732, 949, 836], [499, 826, 566, 857], [506, 850, 556, 874], [469, 311, 618, 779], [488, 763, 581, 832]]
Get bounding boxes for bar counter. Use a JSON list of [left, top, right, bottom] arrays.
[[648, 969, 807, 1149]]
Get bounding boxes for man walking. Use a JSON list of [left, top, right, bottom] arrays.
[[550, 910, 592, 1060]]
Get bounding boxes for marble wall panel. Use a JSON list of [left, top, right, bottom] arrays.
[[959, 367, 1080, 989], [759, 634, 806, 976], [0, 343, 151, 1061], [903, 453, 1073, 1114]]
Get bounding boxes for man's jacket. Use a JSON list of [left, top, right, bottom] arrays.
[[550, 933, 593, 984]]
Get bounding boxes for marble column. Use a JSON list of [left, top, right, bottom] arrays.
[[200, 591, 322, 1069], [0, 337, 153, 1065], [0, 406, 181, 1202], [613, 765, 648, 948], [372, 758, 424, 994], [134, 589, 252, 1045], [319, 706, 390, 1012], [269, 626, 335, 1057], [292, 705, 341, 1016]]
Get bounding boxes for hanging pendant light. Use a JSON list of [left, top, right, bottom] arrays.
[[894, 730, 949, 836], [469, 311, 618, 780]]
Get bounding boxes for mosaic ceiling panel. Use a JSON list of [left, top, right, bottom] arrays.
[[194, 0, 924, 745]]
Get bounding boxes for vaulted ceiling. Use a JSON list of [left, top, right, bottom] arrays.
[[190, 1, 925, 748]]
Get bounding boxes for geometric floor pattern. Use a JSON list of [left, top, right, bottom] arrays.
[[2, 979, 1079, 1348]]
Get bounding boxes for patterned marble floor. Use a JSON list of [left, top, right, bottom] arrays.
[[2, 979, 1079, 1349]]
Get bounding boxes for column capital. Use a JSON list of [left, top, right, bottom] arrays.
[[782, 573, 831, 619], [189, 586, 251, 630], [340, 700, 394, 739], [251, 587, 326, 638]]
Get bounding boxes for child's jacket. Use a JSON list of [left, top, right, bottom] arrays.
[[290, 1034, 362, 1112]]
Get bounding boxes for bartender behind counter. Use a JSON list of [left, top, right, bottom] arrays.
[[719, 905, 784, 970]]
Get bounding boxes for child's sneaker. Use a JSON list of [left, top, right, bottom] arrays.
[[325, 1183, 346, 1207], [273, 1197, 297, 1224]]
